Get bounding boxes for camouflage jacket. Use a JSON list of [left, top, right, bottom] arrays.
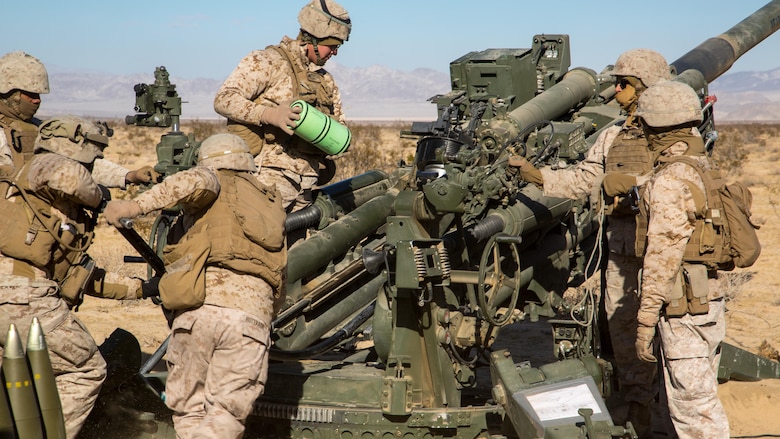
[[213, 36, 344, 176], [637, 144, 723, 328]]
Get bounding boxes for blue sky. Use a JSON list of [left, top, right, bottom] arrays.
[[4, 1, 780, 80]]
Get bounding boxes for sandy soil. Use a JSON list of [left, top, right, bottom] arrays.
[[75, 123, 780, 437]]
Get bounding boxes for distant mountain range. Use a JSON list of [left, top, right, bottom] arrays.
[[39, 63, 780, 122]]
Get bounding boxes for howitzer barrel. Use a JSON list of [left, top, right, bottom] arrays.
[[287, 190, 398, 283], [672, 0, 780, 83], [507, 68, 598, 130]]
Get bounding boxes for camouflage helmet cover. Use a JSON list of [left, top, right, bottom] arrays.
[[198, 133, 256, 172], [35, 115, 109, 164], [635, 80, 703, 127], [612, 48, 671, 87], [0, 51, 50, 95], [298, 0, 351, 42]]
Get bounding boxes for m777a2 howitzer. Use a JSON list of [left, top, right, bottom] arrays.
[[75, 2, 780, 438]]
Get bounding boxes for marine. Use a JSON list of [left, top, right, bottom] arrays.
[[634, 80, 730, 438], [517, 48, 672, 437], [213, 0, 352, 214], [103, 133, 286, 438], [0, 115, 146, 439]]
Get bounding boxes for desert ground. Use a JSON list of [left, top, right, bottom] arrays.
[[78, 120, 780, 437]]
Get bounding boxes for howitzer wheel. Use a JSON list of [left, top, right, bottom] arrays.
[[477, 234, 521, 326]]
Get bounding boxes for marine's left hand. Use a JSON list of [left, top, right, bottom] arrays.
[[126, 166, 161, 184], [603, 173, 637, 197], [635, 325, 657, 363]]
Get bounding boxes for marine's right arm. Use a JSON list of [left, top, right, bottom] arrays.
[[213, 50, 275, 126], [539, 125, 621, 199], [102, 166, 220, 227], [133, 166, 220, 214]]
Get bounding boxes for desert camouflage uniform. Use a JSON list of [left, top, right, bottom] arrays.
[[129, 167, 276, 439], [0, 153, 139, 439], [540, 124, 657, 408], [213, 36, 345, 212], [1, 133, 132, 189], [638, 143, 729, 438]]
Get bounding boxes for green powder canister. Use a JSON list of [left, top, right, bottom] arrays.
[[290, 100, 351, 155]]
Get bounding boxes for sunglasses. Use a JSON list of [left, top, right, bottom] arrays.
[[616, 76, 640, 89]]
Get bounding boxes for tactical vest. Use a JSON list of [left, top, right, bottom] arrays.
[[635, 156, 728, 269], [227, 41, 337, 157], [184, 170, 287, 292], [605, 127, 653, 175], [0, 161, 95, 280], [603, 127, 653, 216], [0, 114, 38, 171]]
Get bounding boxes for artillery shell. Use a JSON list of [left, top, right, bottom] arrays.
[[3, 323, 43, 439], [27, 317, 66, 439], [0, 370, 15, 438]]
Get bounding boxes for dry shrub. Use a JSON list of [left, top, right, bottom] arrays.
[[183, 119, 227, 140], [712, 124, 751, 177], [721, 270, 755, 302], [758, 340, 780, 361], [333, 121, 416, 182], [714, 122, 780, 177]]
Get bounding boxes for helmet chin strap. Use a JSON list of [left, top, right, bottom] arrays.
[[301, 31, 327, 66], [312, 44, 326, 66]]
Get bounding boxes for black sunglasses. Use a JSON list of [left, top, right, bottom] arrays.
[[616, 76, 639, 89]]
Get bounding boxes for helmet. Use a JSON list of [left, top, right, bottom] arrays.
[[612, 49, 670, 88], [0, 51, 50, 95], [35, 116, 109, 164], [198, 133, 256, 172], [298, 0, 351, 42], [635, 81, 703, 127]]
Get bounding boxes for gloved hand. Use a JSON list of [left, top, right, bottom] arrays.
[[510, 156, 544, 187], [636, 325, 658, 363], [259, 100, 302, 135], [126, 166, 161, 185], [603, 173, 637, 197], [139, 276, 161, 299], [103, 199, 142, 227]]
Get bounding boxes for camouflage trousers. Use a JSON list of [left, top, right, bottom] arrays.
[[256, 167, 318, 213], [0, 277, 106, 439], [658, 298, 728, 438], [165, 304, 270, 439], [604, 252, 658, 405]]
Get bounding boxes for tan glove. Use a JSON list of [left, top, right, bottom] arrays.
[[126, 165, 161, 185], [510, 156, 544, 187], [636, 325, 657, 363], [259, 100, 302, 135], [103, 199, 142, 227], [603, 173, 637, 197]]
